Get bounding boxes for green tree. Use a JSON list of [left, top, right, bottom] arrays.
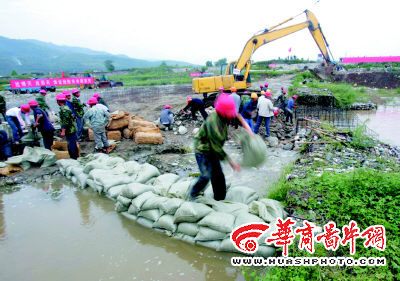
[[205, 61, 213, 67], [214, 58, 227, 66], [200, 66, 207, 73], [10, 70, 18, 76], [104, 60, 115, 72]]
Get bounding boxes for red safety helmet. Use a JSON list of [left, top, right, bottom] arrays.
[[20, 104, 31, 113], [28, 100, 38, 107]]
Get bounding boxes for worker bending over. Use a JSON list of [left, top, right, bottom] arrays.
[[57, 94, 79, 159], [189, 94, 253, 201], [160, 104, 174, 131], [6, 105, 31, 142], [240, 93, 258, 132], [182, 97, 208, 120], [84, 98, 110, 154], [29, 100, 55, 150]]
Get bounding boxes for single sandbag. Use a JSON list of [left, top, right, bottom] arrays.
[[217, 238, 242, 254], [234, 212, 265, 228], [145, 177, 156, 185], [97, 174, 134, 191], [249, 199, 286, 223], [137, 217, 154, 228], [113, 160, 140, 176], [86, 178, 98, 192], [225, 186, 259, 204], [141, 195, 168, 211], [174, 202, 213, 223], [138, 209, 163, 222], [195, 227, 228, 241], [177, 222, 199, 237], [134, 163, 160, 184], [134, 132, 162, 144], [117, 195, 132, 206], [196, 240, 221, 250], [160, 198, 185, 215], [123, 128, 133, 139], [107, 113, 129, 130], [201, 199, 249, 216], [108, 184, 126, 199], [173, 233, 196, 244], [56, 159, 78, 170], [128, 204, 139, 215], [76, 173, 89, 189], [237, 131, 267, 167], [198, 211, 235, 233], [152, 173, 180, 196], [153, 215, 177, 233], [130, 191, 156, 212], [115, 201, 129, 213], [167, 180, 193, 199], [110, 110, 125, 120], [121, 183, 153, 199], [107, 130, 122, 141]]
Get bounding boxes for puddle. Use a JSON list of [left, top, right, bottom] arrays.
[[0, 180, 245, 281]]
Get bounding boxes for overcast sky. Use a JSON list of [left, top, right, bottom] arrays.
[[0, 0, 398, 65]]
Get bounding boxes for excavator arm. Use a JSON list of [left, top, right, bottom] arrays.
[[234, 10, 331, 71], [192, 10, 332, 94]]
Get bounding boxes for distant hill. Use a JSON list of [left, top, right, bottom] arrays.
[[0, 36, 194, 76]]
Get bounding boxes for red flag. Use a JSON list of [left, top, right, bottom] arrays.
[[288, 48, 292, 53], [61, 71, 65, 78]]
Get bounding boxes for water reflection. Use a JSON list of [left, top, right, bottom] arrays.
[[0, 194, 5, 240]]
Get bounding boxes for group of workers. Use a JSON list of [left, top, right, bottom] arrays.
[[1, 89, 110, 160]]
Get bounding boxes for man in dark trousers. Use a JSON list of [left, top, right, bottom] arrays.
[[182, 97, 208, 120], [29, 100, 55, 150]]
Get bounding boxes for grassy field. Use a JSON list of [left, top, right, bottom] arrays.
[[289, 72, 400, 108]]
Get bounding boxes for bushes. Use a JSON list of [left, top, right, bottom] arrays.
[[254, 169, 400, 280]]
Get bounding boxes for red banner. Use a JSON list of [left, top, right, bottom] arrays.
[[342, 56, 400, 64], [10, 77, 95, 89]]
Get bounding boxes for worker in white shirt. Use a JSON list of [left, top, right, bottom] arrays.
[[6, 105, 31, 142], [254, 91, 277, 137]]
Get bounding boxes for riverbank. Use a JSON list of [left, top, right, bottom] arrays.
[[251, 122, 400, 280]]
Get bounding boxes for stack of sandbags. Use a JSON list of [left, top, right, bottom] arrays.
[[6, 146, 57, 169], [130, 117, 163, 144], [51, 141, 81, 160], [56, 153, 285, 258]]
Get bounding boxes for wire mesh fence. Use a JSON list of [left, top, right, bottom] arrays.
[[295, 106, 379, 140]]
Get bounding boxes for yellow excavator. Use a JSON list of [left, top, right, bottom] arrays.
[[192, 10, 334, 94]]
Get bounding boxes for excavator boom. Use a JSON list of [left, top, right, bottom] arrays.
[[192, 10, 332, 94]]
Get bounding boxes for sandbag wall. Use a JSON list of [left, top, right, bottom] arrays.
[[88, 110, 162, 144], [56, 154, 287, 257]]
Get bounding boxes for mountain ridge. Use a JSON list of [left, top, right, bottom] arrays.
[[0, 36, 194, 76]]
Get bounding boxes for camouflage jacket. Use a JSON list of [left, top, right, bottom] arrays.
[[0, 95, 5, 112], [71, 96, 85, 118], [35, 95, 49, 111], [98, 97, 109, 108], [59, 105, 77, 135], [194, 112, 228, 160]]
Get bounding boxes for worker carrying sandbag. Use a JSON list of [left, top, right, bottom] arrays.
[[84, 97, 110, 154], [181, 97, 208, 120], [6, 105, 31, 143], [57, 93, 79, 159], [29, 100, 55, 150], [189, 94, 253, 201]]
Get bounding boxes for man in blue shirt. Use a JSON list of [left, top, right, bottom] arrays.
[[160, 104, 174, 130], [29, 100, 55, 150], [240, 93, 258, 132], [285, 95, 297, 124]]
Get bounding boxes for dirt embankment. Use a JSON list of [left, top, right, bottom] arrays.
[[333, 72, 400, 89]]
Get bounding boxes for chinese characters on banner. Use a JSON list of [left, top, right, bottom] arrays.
[[10, 77, 95, 89], [230, 218, 386, 257]]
